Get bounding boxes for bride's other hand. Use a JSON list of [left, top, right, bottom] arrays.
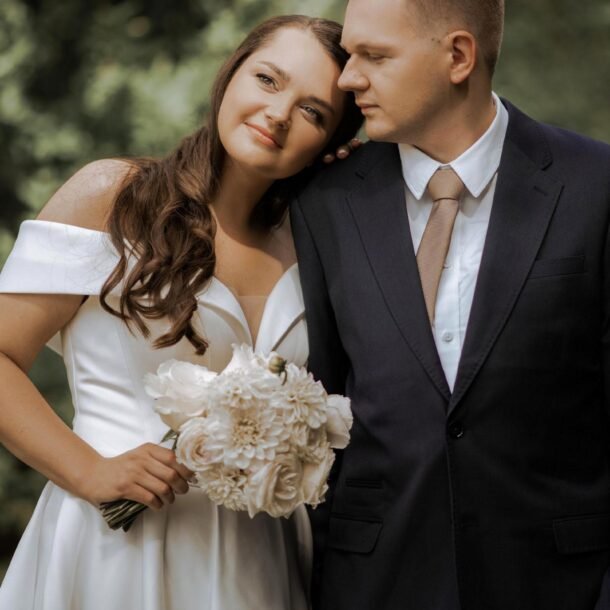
[[322, 137, 362, 163], [84, 444, 194, 510]]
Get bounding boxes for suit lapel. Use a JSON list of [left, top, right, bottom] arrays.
[[449, 112, 563, 413], [347, 143, 451, 402]]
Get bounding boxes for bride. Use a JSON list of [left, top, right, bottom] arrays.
[[0, 15, 361, 610]]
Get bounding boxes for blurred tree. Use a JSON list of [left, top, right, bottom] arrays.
[[496, 0, 610, 142], [0, 0, 608, 580]]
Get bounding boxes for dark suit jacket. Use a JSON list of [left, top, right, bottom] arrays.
[[291, 101, 610, 610]]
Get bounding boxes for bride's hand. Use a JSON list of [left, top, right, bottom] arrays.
[[323, 137, 362, 163], [83, 443, 194, 510]]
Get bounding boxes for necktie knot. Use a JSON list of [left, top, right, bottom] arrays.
[[427, 167, 465, 203]]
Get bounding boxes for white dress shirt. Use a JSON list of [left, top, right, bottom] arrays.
[[398, 93, 509, 390]]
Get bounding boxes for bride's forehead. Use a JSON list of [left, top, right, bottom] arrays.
[[244, 32, 340, 89], [247, 29, 332, 69]]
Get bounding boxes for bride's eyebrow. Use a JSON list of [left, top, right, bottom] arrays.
[[257, 61, 291, 82]]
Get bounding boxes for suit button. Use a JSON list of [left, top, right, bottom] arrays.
[[448, 423, 464, 439]]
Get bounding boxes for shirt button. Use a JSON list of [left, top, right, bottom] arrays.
[[441, 331, 454, 343], [448, 423, 464, 439]]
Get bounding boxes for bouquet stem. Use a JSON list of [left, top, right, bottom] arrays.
[[99, 431, 178, 532]]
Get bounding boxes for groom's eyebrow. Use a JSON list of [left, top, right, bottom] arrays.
[[343, 41, 391, 54]]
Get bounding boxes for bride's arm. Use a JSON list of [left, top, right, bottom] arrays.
[[0, 161, 192, 511]]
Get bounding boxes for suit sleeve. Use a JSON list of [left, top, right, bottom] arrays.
[[290, 195, 348, 394], [290, 195, 349, 609], [594, 186, 610, 610]]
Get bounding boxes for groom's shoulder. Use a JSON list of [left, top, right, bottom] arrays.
[[505, 100, 610, 169], [540, 121, 610, 164], [297, 140, 396, 207]]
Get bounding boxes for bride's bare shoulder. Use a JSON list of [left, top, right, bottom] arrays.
[[36, 158, 136, 231]]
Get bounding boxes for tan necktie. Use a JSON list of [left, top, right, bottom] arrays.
[[416, 167, 465, 324]]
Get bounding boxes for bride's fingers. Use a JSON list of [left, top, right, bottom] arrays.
[[145, 461, 189, 495], [145, 444, 195, 480], [128, 483, 164, 511], [173, 461, 195, 481], [323, 137, 363, 164], [138, 472, 176, 506], [336, 146, 350, 160]]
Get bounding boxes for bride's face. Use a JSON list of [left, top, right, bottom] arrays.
[[217, 27, 346, 180]]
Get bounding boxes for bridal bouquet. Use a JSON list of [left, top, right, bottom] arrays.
[[100, 344, 352, 531]]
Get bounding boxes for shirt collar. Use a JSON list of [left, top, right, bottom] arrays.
[[398, 92, 509, 200]]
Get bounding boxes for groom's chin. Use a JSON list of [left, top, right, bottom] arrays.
[[362, 120, 399, 144]]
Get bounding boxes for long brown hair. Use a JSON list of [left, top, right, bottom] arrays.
[[100, 15, 362, 355]]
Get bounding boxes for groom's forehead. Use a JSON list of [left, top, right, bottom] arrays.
[[343, 0, 423, 37]]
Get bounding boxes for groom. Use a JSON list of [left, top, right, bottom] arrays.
[[291, 0, 610, 608]]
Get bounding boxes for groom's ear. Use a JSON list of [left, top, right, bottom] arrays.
[[446, 30, 477, 85]]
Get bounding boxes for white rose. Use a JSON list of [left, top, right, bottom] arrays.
[[246, 454, 303, 518], [152, 397, 205, 432], [146, 359, 217, 399], [325, 395, 353, 449], [175, 417, 217, 471], [144, 360, 217, 431], [302, 447, 335, 507]]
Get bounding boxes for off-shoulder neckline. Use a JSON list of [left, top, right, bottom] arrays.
[[23, 219, 109, 235]]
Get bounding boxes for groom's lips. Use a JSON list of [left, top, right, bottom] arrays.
[[356, 102, 378, 114]]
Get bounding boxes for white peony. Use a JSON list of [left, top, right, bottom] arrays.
[[246, 453, 303, 518], [325, 395, 353, 449]]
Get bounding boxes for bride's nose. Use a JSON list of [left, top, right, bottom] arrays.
[[265, 100, 292, 130]]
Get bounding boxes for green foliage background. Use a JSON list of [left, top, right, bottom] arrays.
[[0, 0, 609, 579]]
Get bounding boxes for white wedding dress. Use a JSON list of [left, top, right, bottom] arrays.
[[0, 220, 311, 610]]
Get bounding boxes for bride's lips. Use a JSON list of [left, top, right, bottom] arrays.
[[245, 123, 283, 149]]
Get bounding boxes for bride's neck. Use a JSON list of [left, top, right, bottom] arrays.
[[210, 159, 273, 236]]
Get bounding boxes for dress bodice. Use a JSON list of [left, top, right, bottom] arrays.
[[0, 220, 308, 456]]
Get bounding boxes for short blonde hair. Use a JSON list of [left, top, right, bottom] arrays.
[[410, 0, 505, 75]]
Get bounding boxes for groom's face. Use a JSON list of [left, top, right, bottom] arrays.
[[339, 0, 451, 144]]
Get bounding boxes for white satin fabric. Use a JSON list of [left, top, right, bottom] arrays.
[[0, 220, 311, 610]]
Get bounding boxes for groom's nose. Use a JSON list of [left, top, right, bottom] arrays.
[[338, 58, 369, 92]]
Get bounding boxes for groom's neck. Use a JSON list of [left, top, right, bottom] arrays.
[[410, 86, 497, 164]]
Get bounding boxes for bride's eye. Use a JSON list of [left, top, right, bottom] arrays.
[[301, 105, 324, 125], [256, 73, 277, 89]]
